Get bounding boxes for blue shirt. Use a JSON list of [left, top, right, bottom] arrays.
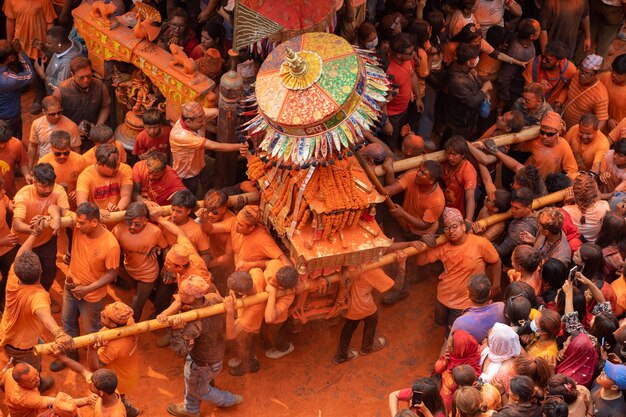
[[0, 52, 33, 118], [451, 302, 506, 344]]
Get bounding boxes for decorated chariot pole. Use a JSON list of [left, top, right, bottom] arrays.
[[34, 188, 569, 355]]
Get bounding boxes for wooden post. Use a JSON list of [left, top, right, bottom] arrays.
[[34, 187, 569, 355], [214, 49, 244, 189]]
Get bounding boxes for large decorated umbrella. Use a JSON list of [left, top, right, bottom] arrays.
[[247, 32, 388, 164], [244, 32, 391, 272]]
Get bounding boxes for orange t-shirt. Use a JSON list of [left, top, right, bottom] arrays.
[[518, 137, 578, 180], [441, 160, 477, 218], [564, 125, 609, 171], [112, 222, 167, 283], [98, 331, 139, 394], [76, 163, 133, 211], [0, 195, 13, 257], [0, 268, 50, 349], [172, 235, 212, 286], [68, 224, 120, 302], [205, 210, 235, 259], [600, 71, 626, 123], [39, 151, 87, 194], [82, 141, 128, 166], [522, 57, 577, 106], [1, 371, 49, 417], [170, 119, 207, 179], [237, 268, 266, 334], [163, 218, 210, 253], [607, 117, 626, 144], [94, 394, 127, 417], [1, 137, 29, 198], [12, 184, 69, 247], [231, 225, 284, 268], [398, 171, 445, 235], [344, 268, 394, 320], [562, 75, 609, 130], [2, 0, 56, 59], [416, 234, 499, 310], [611, 276, 626, 318]]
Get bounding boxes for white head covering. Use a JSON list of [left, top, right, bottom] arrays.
[[479, 323, 521, 382]]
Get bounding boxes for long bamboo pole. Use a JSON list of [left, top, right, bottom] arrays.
[[34, 187, 569, 355], [372, 125, 540, 177], [55, 192, 260, 227]]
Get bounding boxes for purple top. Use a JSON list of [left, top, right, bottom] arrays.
[[450, 302, 506, 343]]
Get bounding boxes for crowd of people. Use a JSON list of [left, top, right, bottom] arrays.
[[2, 0, 626, 416]]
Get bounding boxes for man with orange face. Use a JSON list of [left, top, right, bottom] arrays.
[[132, 151, 186, 206], [591, 360, 626, 416], [211, 205, 290, 272], [76, 143, 133, 218]]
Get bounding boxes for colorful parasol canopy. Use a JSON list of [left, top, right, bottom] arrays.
[[246, 32, 388, 165]]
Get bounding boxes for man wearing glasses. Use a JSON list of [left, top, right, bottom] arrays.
[[412, 207, 501, 333], [28, 96, 81, 167], [481, 111, 578, 181]]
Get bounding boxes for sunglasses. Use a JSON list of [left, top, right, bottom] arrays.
[[46, 111, 63, 117], [539, 129, 557, 137], [53, 151, 70, 157], [578, 170, 599, 180]]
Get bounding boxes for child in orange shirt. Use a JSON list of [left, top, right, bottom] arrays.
[[83, 124, 128, 166], [331, 254, 401, 365], [132, 108, 171, 160]]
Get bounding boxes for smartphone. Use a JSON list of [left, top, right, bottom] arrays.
[[411, 391, 423, 407], [568, 265, 578, 282]]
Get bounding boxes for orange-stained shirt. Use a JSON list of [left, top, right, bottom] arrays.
[[204, 210, 235, 259], [0, 137, 29, 198], [611, 276, 626, 318], [39, 151, 87, 195], [0, 195, 13, 257], [416, 234, 499, 310], [171, 235, 211, 286], [1, 370, 49, 417], [344, 268, 394, 321], [2, 0, 56, 59], [94, 394, 127, 417], [522, 57, 577, 106], [162, 217, 210, 253], [98, 329, 139, 395], [170, 119, 206, 179], [236, 268, 266, 334], [112, 222, 167, 283], [441, 160, 477, 218], [82, 141, 128, 166], [600, 71, 626, 124], [0, 268, 50, 349], [518, 137, 578, 180], [398, 171, 445, 235], [607, 117, 626, 144], [68, 224, 120, 302], [562, 75, 609, 130], [12, 184, 69, 247], [231, 225, 284, 269], [563, 125, 609, 171], [76, 163, 133, 211], [28, 115, 80, 159], [273, 291, 295, 324]]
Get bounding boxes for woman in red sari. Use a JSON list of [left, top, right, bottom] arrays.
[[434, 330, 482, 412]]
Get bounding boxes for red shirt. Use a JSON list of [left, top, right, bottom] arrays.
[[132, 160, 186, 205], [386, 55, 414, 116], [132, 125, 172, 157]]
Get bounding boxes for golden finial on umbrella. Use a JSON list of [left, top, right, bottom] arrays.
[[279, 48, 323, 90]]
